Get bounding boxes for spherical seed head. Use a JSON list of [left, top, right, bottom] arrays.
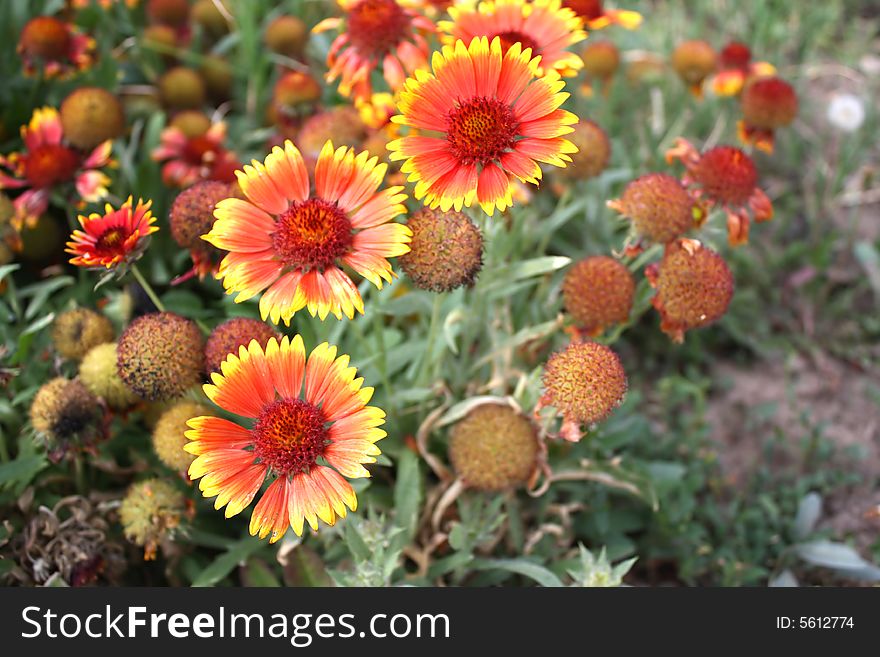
[[79, 342, 139, 411], [169, 180, 229, 252], [60, 87, 125, 151], [204, 318, 279, 374], [119, 478, 187, 559], [542, 342, 627, 425], [52, 308, 115, 361], [448, 404, 539, 491], [142, 24, 178, 51], [615, 173, 697, 243], [117, 312, 204, 401], [557, 120, 611, 181], [653, 240, 734, 337], [399, 208, 483, 292], [192, 0, 230, 38], [296, 107, 367, 160], [274, 70, 322, 108], [199, 55, 233, 99], [265, 16, 308, 58], [29, 377, 102, 449], [169, 110, 212, 139], [671, 40, 717, 85], [147, 0, 191, 27], [693, 146, 757, 206], [20, 16, 71, 60], [158, 67, 206, 110], [153, 401, 211, 471], [563, 256, 635, 333], [741, 76, 798, 129], [582, 41, 620, 80]]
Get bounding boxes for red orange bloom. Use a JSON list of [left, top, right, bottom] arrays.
[[666, 138, 772, 246], [0, 107, 111, 233], [738, 76, 798, 153], [561, 0, 641, 29], [313, 0, 435, 101], [388, 36, 578, 215], [440, 0, 586, 78], [18, 16, 95, 78], [186, 336, 386, 541], [204, 140, 410, 324], [151, 120, 240, 188], [66, 197, 158, 269], [710, 41, 776, 97]]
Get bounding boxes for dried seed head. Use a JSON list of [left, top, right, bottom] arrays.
[[158, 67, 206, 110], [204, 317, 279, 374], [741, 76, 798, 129], [119, 478, 188, 560], [153, 401, 211, 472], [611, 173, 698, 244], [52, 308, 115, 361], [399, 208, 483, 292], [60, 87, 125, 151], [563, 256, 634, 334], [30, 377, 103, 459], [557, 119, 611, 180], [79, 342, 139, 411]]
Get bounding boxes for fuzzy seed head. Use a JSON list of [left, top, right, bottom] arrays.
[[741, 76, 798, 129], [170, 180, 229, 253], [169, 110, 212, 138], [158, 67, 206, 110], [400, 208, 483, 292], [117, 312, 204, 402], [60, 87, 125, 151], [79, 342, 139, 411], [563, 256, 634, 333], [582, 41, 620, 80], [615, 173, 697, 243], [671, 40, 717, 85], [557, 120, 611, 180], [192, 0, 230, 38], [542, 342, 627, 425], [119, 478, 187, 559], [653, 240, 734, 336], [449, 404, 539, 491], [265, 16, 308, 58], [147, 0, 190, 27], [296, 107, 367, 160], [204, 317, 279, 374], [153, 401, 211, 472], [30, 377, 102, 450], [52, 308, 115, 361]]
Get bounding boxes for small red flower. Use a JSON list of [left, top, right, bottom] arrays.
[[562, 0, 641, 29], [666, 138, 772, 246], [151, 120, 241, 188], [18, 16, 95, 79], [738, 76, 798, 153], [710, 41, 776, 97], [66, 197, 158, 270]]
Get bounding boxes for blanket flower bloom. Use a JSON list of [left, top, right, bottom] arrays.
[[0, 107, 111, 233], [151, 120, 240, 188], [738, 76, 798, 153], [710, 41, 776, 97], [203, 140, 410, 324], [186, 336, 386, 541], [66, 197, 158, 270], [561, 0, 641, 29], [439, 0, 587, 78], [388, 36, 578, 215], [313, 0, 435, 101], [666, 138, 772, 246], [18, 16, 95, 79]]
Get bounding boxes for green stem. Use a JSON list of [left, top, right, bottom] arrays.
[[73, 455, 86, 495], [416, 293, 444, 387], [0, 427, 10, 463], [130, 263, 166, 312]]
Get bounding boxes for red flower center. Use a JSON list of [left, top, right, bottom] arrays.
[[272, 198, 353, 271], [24, 144, 80, 188], [494, 31, 540, 57], [446, 97, 519, 166], [562, 0, 603, 20], [694, 146, 757, 206], [720, 42, 752, 70], [182, 135, 220, 166], [95, 226, 127, 254], [252, 398, 329, 476], [347, 0, 411, 57]]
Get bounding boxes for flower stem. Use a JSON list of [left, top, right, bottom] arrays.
[[417, 293, 444, 387], [131, 263, 166, 313]]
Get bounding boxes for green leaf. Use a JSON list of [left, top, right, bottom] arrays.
[[0, 454, 47, 492], [240, 558, 281, 587], [471, 558, 564, 587], [191, 537, 264, 587], [0, 264, 20, 285], [393, 450, 422, 542], [280, 545, 332, 587]]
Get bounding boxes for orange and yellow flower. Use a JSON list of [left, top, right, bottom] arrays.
[[66, 197, 158, 269], [186, 336, 386, 541], [439, 0, 586, 78], [388, 36, 578, 216], [0, 107, 111, 234], [709, 42, 776, 97], [561, 0, 641, 30], [313, 0, 435, 101], [203, 140, 410, 324], [18, 15, 95, 79], [665, 138, 772, 246], [151, 120, 240, 188]]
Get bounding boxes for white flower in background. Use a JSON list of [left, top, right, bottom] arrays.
[[827, 93, 866, 133]]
